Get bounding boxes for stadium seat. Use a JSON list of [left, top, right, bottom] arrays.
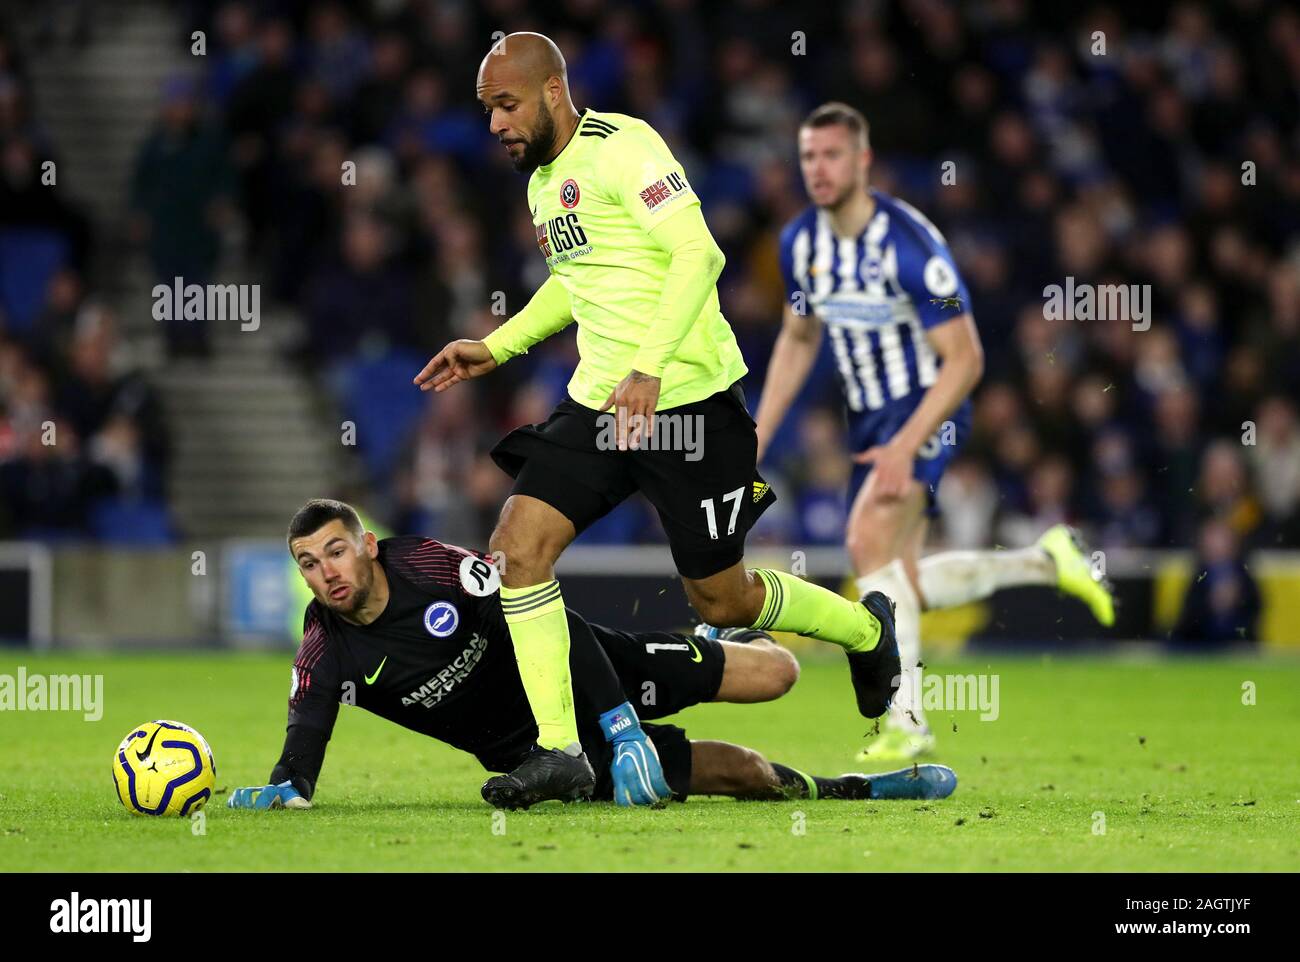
[[332, 349, 430, 483], [0, 227, 70, 335], [88, 497, 177, 545]]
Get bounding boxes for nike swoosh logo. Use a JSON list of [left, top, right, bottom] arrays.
[[364, 655, 387, 685], [531, 204, 538, 217], [134, 726, 161, 761], [685, 638, 702, 664]]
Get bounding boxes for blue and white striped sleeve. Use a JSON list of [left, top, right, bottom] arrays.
[[777, 218, 806, 312], [892, 202, 971, 330]]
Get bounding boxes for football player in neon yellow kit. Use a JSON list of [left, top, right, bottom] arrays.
[[414, 33, 901, 808]]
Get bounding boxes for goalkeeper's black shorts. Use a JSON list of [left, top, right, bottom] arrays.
[[490, 380, 777, 580], [584, 619, 725, 801], [477, 620, 727, 802]]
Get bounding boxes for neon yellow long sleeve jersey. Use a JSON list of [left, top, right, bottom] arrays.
[[482, 108, 748, 412]]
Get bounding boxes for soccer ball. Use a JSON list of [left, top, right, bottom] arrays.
[[112, 720, 216, 817]]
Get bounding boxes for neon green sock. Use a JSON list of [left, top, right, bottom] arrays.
[[749, 568, 881, 653], [500, 580, 579, 750]]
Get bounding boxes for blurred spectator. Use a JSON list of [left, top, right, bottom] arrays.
[[1196, 439, 1261, 543], [936, 458, 999, 549], [1149, 383, 1203, 543], [226, 16, 298, 261], [786, 407, 850, 546], [302, 213, 415, 363], [6, 2, 1300, 560], [304, 3, 369, 103], [0, 135, 92, 270], [1246, 396, 1300, 545], [1172, 519, 1261, 644], [0, 356, 115, 538], [128, 75, 235, 356], [999, 454, 1075, 547], [191, 1, 1300, 555], [55, 305, 168, 500]]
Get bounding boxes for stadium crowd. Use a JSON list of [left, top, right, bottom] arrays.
[[0, 22, 170, 541], [2, 1, 1298, 616]]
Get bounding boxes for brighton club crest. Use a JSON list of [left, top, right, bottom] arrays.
[[423, 602, 459, 638]]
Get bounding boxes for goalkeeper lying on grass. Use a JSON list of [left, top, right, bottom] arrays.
[[229, 499, 956, 811]]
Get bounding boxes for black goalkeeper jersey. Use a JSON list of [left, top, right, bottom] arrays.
[[271, 537, 538, 795]]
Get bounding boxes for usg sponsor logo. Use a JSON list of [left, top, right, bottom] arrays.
[[50, 892, 151, 942], [535, 212, 588, 259]]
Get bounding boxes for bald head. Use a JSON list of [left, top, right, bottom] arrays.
[[480, 32, 567, 88], [477, 32, 579, 174]]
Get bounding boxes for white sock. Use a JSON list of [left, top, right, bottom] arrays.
[[917, 547, 1055, 610], [856, 560, 926, 734]]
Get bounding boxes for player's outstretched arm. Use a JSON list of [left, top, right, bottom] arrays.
[[753, 303, 823, 463], [230, 630, 341, 811], [227, 721, 330, 811], [415, 275, 574, 392], [413, 338, 499, 393], [228, 719, 334, 811]]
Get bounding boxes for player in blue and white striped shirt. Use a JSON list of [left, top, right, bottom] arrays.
[[756, 103, 1115, 760]]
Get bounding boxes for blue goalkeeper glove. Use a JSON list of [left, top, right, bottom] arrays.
[[226, 780, 312, 810], [599, 701, 672, 807]]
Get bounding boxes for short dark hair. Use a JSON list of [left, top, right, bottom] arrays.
[[287, 499, 364, 553], [801, 101, 870, 149]]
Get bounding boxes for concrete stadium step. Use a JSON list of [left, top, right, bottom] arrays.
[[163, 395, 323, 419], [170, 433, 336, 453], [24, 0, 194, 229]]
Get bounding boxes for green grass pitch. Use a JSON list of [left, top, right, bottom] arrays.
[[2, 651, 1298, 871]]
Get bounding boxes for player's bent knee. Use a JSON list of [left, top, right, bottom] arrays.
[[717, 640, 799, 703], [845, 521, 894, 574], [766, 643, 800, 696], [745, 640, 799, 699], [489, 511, 569, 585], [488, 532, 541, 583]]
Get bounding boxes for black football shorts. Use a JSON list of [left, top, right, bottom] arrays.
[[476, 620, 726, 802], [582, 620, 726, 802], [490, 381, 777, 580]]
